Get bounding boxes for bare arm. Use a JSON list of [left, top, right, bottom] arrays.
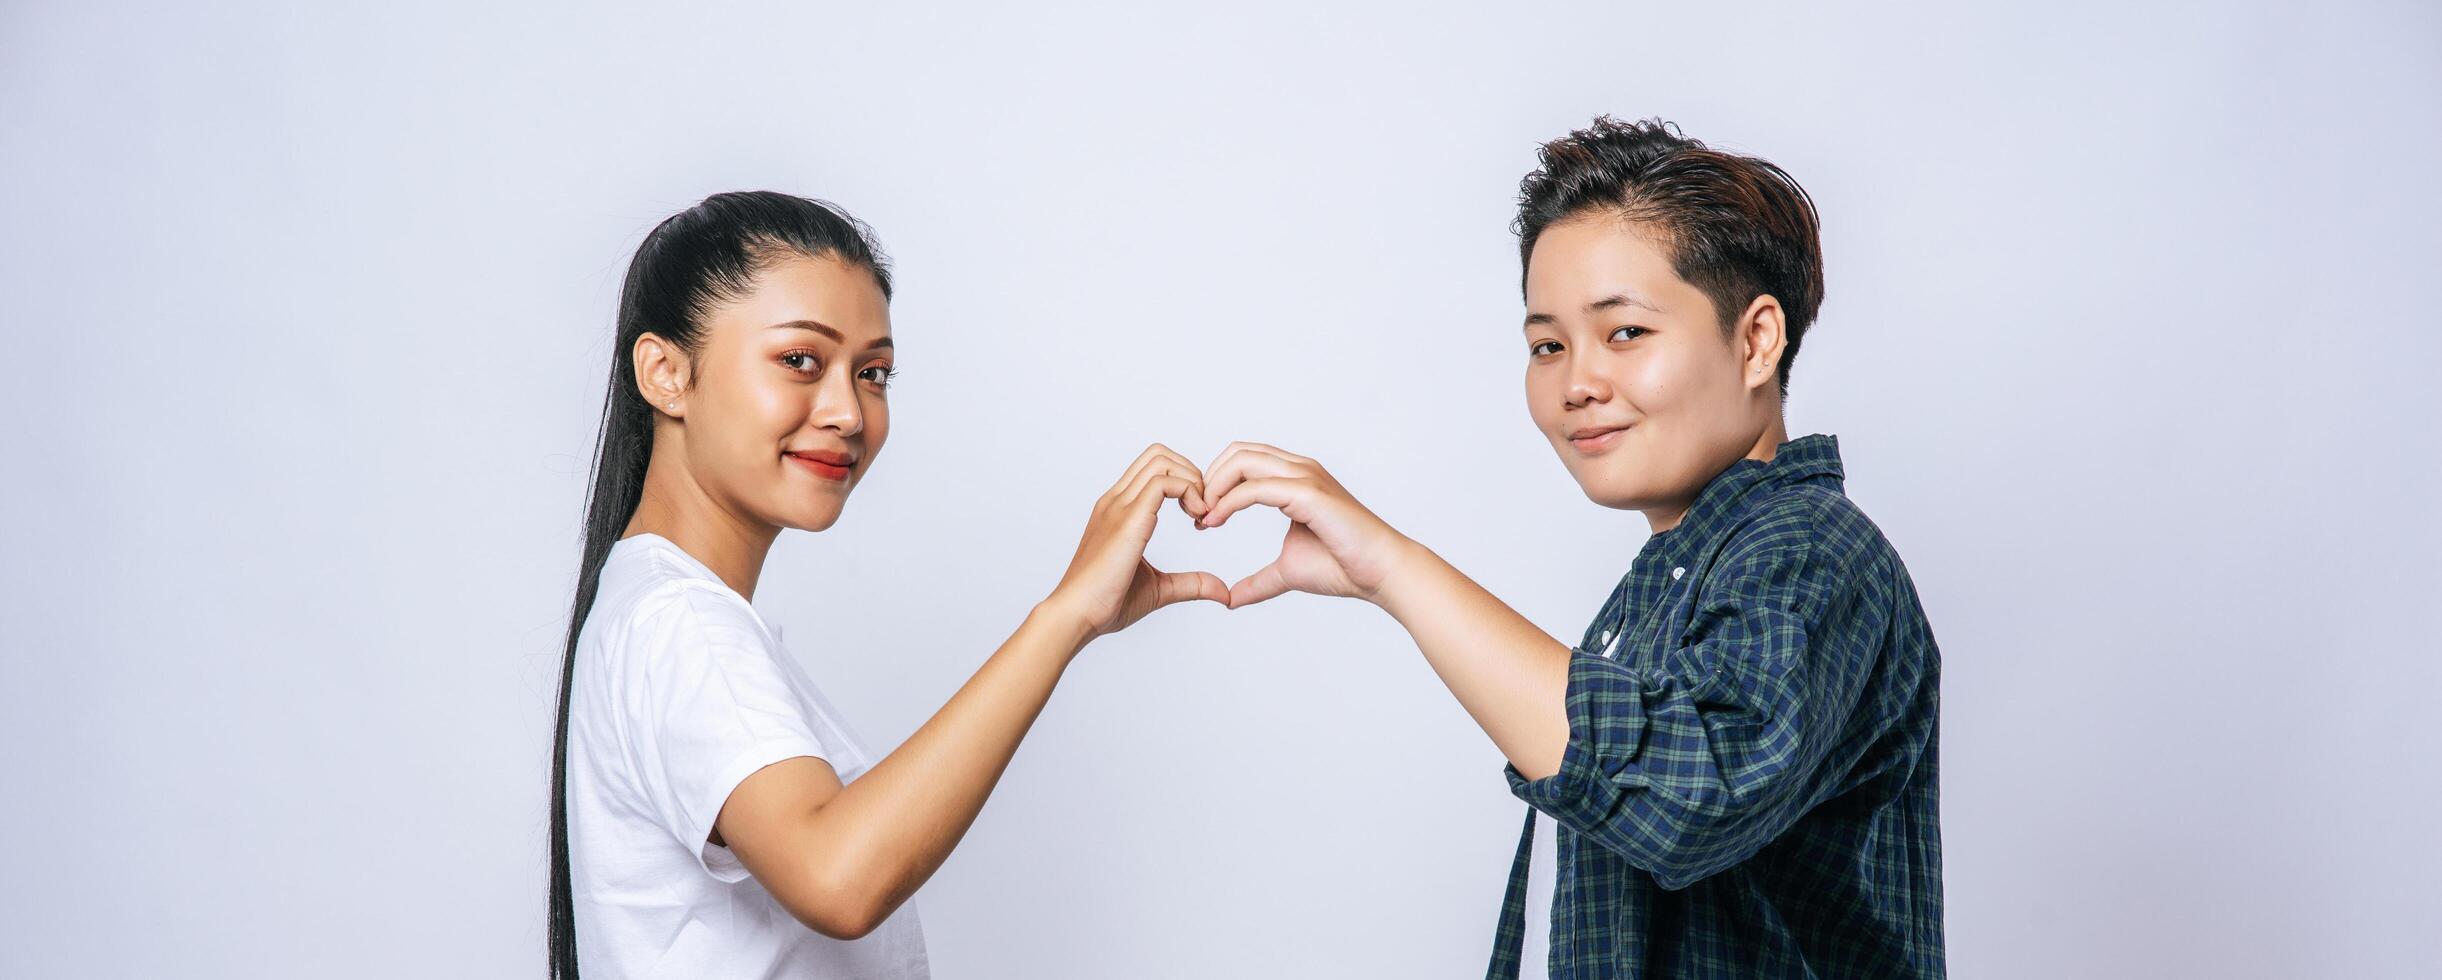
[[712, 606, 1087, 938], [1369, 540, 1571, 779], [715, 444, 1226, 939], [1199, 442, 1572, 780]]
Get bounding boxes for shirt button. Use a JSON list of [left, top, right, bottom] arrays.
[[1671, 566, 1686, 581]]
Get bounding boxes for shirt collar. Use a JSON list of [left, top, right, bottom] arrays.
[[1640, 433, 1845, 568]]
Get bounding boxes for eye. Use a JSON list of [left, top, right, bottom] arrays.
[[780, 351, 822, 375], [1608, 326, 1648, 342], [858, 364, 898, 389], [1529, 339, 1564, 357]]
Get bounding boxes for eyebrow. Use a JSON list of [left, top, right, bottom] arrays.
[[1589, 292, 1664, 315], [1522, 293, 1665, 329], [767, 319, 892, 349]]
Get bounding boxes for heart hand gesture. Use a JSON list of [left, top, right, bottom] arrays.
[[1193, 442, 1417, 609], [1043, 444, 1231, 638]]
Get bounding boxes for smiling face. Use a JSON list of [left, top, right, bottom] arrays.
[[643, 252, 895, 534], [1523, 215, 1786, 525]]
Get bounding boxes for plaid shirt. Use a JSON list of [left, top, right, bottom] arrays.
[[1489, 433, 1945, 978]]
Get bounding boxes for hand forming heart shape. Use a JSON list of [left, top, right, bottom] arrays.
[[1039, 441, 1418, 639]]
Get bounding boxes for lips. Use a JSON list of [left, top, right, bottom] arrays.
[[1565, 423, 1631, 453], [785, 449, 857, 482]]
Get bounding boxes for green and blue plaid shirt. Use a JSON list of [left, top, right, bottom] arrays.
[[1490, 433, 1944, 978]]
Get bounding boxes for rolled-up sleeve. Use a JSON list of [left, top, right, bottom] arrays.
[[1505, 523, 1883, 890]]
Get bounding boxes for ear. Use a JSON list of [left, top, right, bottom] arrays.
[[1735, 295, 1787, 395], [631, 331, 690, 417]]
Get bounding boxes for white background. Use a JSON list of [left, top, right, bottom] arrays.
[[4, 2, 2437, 977]]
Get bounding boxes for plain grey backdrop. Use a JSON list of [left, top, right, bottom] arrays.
[[4, 1, 2437, 977]]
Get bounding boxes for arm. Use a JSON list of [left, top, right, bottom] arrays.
[[1366, 541, 1574, 780], [1507, 532, 1885, 888], [1196, 442, 1573, 780], [718, 444, 1226, 939], [1196, 444, 1887, 888]]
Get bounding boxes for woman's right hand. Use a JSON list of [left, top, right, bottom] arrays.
[[1040, 443, 1230, 639], [1193, 441, 1419, 609]]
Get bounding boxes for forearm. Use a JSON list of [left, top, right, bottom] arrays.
[[803, 603, 1091, 921], [1371, 539, 1572, 780]]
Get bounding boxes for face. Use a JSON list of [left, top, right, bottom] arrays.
[[1522, 215, 1783, 521], [643, 253, 895, 533]]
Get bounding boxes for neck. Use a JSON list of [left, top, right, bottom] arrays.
[[623, 435, 778, 602], [1640, 413, 1789, 534]]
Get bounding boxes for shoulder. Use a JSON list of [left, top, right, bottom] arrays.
[[1717, 481, 1898, 589], [586, 545, 773, 659]]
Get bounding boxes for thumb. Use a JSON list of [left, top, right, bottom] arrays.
[[1154, 567, 1231, 608], [1227, 560, 1292, 609]]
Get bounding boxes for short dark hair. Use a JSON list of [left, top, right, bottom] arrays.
[[1514, 116, 1823, 396]]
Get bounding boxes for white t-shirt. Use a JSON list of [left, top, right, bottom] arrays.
[[1521, 810, 1557, 980], [566, 532, 929, 979]]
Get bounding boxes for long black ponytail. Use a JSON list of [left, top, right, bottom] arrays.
[[550, 191, 891, 979]]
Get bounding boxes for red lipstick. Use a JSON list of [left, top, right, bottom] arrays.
[[785, 449, 856, 482]]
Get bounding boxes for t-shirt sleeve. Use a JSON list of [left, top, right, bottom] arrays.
[[615, 582, 832, 883]]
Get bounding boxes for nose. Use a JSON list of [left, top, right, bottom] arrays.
[[1562, 355, 1611, 410], [809, 369, 864, 438]]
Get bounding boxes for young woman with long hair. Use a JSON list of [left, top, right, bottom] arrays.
[[546, 191, 1224, 978]]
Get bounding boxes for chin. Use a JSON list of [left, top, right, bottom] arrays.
[[780, 504, 848, 533], [1579, 487, 1650, 511], [1558, 459, 1644, 511], [1568, 475, 1646, 511]]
